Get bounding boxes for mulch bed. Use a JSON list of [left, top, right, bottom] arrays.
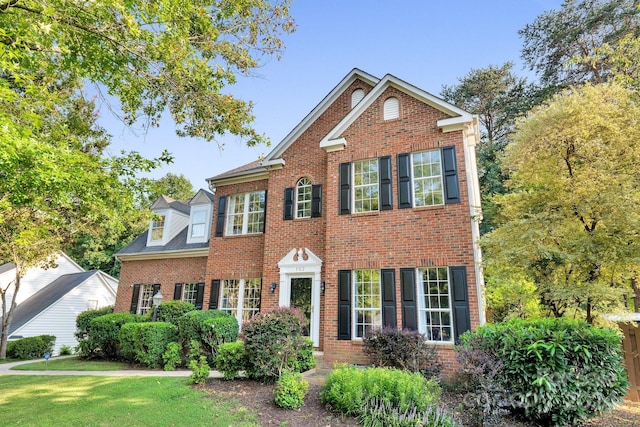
[[201, 377, 640, 427]]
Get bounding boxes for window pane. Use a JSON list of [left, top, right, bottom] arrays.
[[418, 267, 453, 342], [182, 283, 198, 305], [139, 284, 155, 314], [151, 216, 165, 241], [354, 269, 381, 338], [353, 159, 379, 213], [412, 150, 444, 207], [296, 178, 312, 218]]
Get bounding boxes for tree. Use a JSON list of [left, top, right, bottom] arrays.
[[520, 0, 640, 88], [144, 173, 196, 205], [441, 63, 535, 232], [481, 83, 640, 324], [1, 0, 295, 145]]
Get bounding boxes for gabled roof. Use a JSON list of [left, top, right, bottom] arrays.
[[6, 270, 98, 334], [116, 227, 209, 260], [151, 195, 191, 215], [190, 189, 215, 204]]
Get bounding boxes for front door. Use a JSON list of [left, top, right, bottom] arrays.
[[290, 277, 312, 337]]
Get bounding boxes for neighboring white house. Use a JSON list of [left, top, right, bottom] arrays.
[[0, 253, 118, 355]]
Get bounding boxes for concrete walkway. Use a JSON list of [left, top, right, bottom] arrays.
[[0, 356, 224, 377]]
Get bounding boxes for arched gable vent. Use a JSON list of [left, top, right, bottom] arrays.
[[351, 89, 365, 108], [383, 97, 399, 120]]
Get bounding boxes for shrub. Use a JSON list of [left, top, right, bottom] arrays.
[[360, 398, 460, 427], [458, 318, 629, 426], [363, 327, 441, 377], [177, 310, 235, 363], [163, 342, 183, 371], [188, 356, 210, 385], [74, 306, 114, 358], [273, 372, 309, 410], [155, 300, 195, 325], [59, 344, 73, 356], [7, 335, 56, 360], [320, 364, 441, 417], [201, 314, 239, 361], [242, 307, 309, 382], [215, 341, 247, 380], [119, 322, 177, 368], [87, 312, 144, 359], [297, 338, 316, 372]]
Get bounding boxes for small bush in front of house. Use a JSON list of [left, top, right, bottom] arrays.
[[242, 307, 309, 382], [273, 372, 309, 410], [119, 321, 177, 368], [458, 318, 629, 426], [88, 312, 144, 360], [363, 326, 442, 378], [215, 341, 248, 380], [75, 306, 114, 358], [155, 300, 195, 326], [360, 398, 460, 427], [163, 341, 183, 371], [188, 355, 210, 385], [297, 337, 316, 372], [6, 335, 56, 360], [59, 345, 73, 355], [201, 314, 239, 362], [177, 309, 233, 362], [320, 364, 441, 417]]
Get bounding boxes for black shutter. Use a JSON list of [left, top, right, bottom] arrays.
[[450, 266, 471, 342], [130, 284, 141, 314], [442, 146, 460, 204], [311, 184, 322, 218], [379, 156, 393, 211], [215, 195, 227, 237], [173, 283, 183, 300], [152, 283, 161, 296], [400, 268, 418, 330], [338, 270, 351, 340], [283, 187, 294, 220], [262, 190, 268, 232], [397, 153, 412, 208], [194, 282, 205, 310], [209, 279, 220, 309], [339, 163, 351, 214], [381, 269, 397, 328]]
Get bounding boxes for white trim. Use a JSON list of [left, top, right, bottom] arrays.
[[320, 137, 346, 153], [116, 248, 209, 262]]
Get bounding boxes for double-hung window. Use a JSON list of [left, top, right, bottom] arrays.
[[412, 150, 444, 206], [138, 284, 155, 315], [339, 156, 392, 214], [417, 267, 453, 342], [225, 191, 266, 235], [182, 283, 199, 305], [220, 278, 261, 325], [150, 215, 165, 241], [353, 159, 379, 213], [296, 178, 312, 218], [190, 210, 207, 238], [353, 269, 382, 338]]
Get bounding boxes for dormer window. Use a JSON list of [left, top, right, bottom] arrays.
[[190, 210, 207, 238], [151, 215, 165, 241]]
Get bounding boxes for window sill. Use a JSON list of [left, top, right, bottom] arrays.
[[350, 211, 380, 217], [412, 204, 445, 212]]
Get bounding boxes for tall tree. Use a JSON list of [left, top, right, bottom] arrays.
[[441, 63, 535, 232], [144, 173, 196, 205], [481, 82, 640, 324], [520, 0, 640, 88]]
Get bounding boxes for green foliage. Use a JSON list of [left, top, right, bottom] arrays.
[[242, 307, 310, 382], [75, 306, 114, 358], [177, 310, 236, 364], [188, 356, 210, 385], [143, 173, 195, 206], [155, 301, 196, 326], [273, 372, 309, 410], [360, 398, 460, 427], [458, 318, 629, 426], [201, 314, 239, 361], [297, 338, 316, 372], [215, 341, 248, 380], [87, 313, 145, 360], [119, 322, 177, 368], [162, 342, 183, 371], [320, 365, 441, 417], [59, 345, 73, 356], [363, 327, 441, 377], [6, 335, 56, 360]]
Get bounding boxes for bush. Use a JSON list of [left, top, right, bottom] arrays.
[[273, 372, 309, 410], [163, 342, 183, 371], [201, 314, 239, 361], [297, 338, 316, 372], [188, 356, 210, 385], [177, 310, 235, 363], [458, 318, 629, 426], [360, 398, 459, 427], [155, 300, 195, 325], [7, 335, 56, 360], [119, 322, 177, 368], [242, 307, 309, 382], [87, 312, 144, 359], [320, 364, 441, 417], [215, 341, 247, 380], [74, 306, 114, 358], [363, 327, 441, 377]]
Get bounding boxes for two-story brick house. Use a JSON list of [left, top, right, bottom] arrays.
[[115, 68, 484, 370]]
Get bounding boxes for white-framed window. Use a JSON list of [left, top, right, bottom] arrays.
[[226, 191, 265, 235], [150, 215, 165, 241], [190, 209, 207, 238], [383, 97, 399, 120], [182, 283, 199, 305], [296, 177, 312, 218], [138, 284, 155, 315], [417, 267, 453, 342], [353, 159, 379, 213], [220, 279, 261, 325], [412, 150, 444, 207], [353, 269, 381, 338]]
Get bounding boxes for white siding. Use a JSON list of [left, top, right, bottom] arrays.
[[13, 275, 116, 355]]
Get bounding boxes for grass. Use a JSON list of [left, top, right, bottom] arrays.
[[0, 375, 259, 427], [11, 357, 129, 371]]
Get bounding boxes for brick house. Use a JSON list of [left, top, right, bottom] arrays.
[[115, 69, 484, 371]]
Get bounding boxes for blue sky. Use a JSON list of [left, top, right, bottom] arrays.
[[102, 0, 563, 192]]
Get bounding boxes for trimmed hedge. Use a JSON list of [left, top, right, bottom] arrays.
[[458, 318, 629, 426], [119, 322, 177, 368], [177, 309, 238, 364], [155, 301, 195, 325], [87, 312, 144, 359], [75, 306, 114, 358], [7, 335, 56, 360]]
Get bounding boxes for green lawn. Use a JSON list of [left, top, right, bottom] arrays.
[[0, 375, 259, 427], [11, 357, 129, 371]]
